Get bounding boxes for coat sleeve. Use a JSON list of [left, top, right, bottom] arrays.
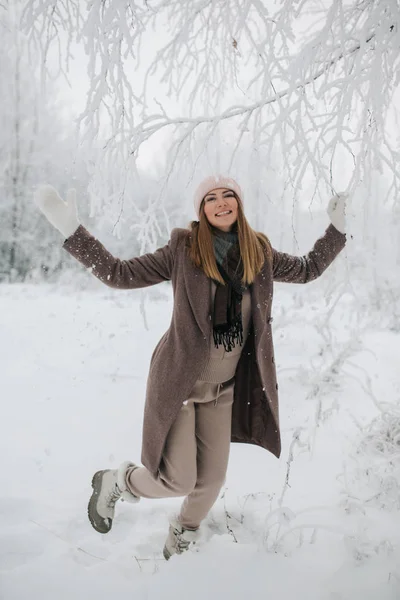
[[272, 223, 346, 284], [62, 225, 184, 289]]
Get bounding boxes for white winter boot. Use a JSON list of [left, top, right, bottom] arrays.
[[163, 518, 200, 560], [88, 461, 140, 534]]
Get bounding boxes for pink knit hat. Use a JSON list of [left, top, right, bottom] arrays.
[[193, 175, 243, 218]]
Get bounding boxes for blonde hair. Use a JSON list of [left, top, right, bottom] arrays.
[[188, 193, 271, 285]]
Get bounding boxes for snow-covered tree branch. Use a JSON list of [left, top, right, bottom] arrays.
[[21, 0, 400, 215]]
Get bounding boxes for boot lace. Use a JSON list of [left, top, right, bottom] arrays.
[[177, 536, 190, 553], [174, 526, 198, 553], [106, 483, 122, 508]]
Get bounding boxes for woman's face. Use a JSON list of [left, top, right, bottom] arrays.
[[202, 188, 238, 232]]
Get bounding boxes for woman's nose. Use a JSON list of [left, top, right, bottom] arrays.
[[216, 198, 228, 208]]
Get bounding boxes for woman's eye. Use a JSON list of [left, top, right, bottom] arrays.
[[205, 193, 234, 202]]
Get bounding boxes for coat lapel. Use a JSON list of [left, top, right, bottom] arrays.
[[183, 253, 211, 339], [251, 267, 271, 330]]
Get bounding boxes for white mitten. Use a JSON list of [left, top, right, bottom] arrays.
[[327, 192, 347, 234], [34, 184, 80, 239]]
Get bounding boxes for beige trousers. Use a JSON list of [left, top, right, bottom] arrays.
[[125, 378, 235, 530]]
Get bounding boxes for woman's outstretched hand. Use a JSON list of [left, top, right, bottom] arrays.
[[34, 184, 80, 239], [327, 192, 347, 234]]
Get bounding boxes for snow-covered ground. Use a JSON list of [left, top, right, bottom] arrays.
[[1, 281, 399, 600]]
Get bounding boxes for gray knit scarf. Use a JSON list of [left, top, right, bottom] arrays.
[[212, 226, 247, 352]]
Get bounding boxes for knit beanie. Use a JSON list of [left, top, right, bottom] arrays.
[[193, 175, 243, 219]]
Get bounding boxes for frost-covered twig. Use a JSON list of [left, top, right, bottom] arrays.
[[220, 488, 238, 543]]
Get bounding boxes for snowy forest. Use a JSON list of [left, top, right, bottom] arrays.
[[1, 0, 400, 598]]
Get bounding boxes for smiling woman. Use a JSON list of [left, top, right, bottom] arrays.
[[202, 188, 238, 231], [33, 175, 347, 561]]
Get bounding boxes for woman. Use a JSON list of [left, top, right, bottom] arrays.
[[34, 176, 347, 560]]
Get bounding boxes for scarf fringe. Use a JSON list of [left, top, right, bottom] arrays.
[[213, 316, 244, 353]]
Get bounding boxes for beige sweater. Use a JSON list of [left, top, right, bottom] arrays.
[[199, 281, 252, 383]]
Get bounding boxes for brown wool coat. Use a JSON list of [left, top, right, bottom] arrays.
[[63, 223, 346, 476]]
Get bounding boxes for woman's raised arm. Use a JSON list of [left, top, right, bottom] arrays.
[[34, 185, 177, 289], [272, 194, 347, 284]]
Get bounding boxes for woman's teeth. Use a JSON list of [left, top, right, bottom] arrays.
[[216, 210, 231, 216]]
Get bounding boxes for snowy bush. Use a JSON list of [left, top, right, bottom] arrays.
[[346, 403, 400, 512]]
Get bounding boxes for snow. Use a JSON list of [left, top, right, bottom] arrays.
[[1, 282, 399, 599]]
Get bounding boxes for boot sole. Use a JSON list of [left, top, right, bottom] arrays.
[[87, 470, 113, 534], [163, 545, 171, 560]]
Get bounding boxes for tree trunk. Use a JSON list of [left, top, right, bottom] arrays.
[[9, 38, 21, 281]]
